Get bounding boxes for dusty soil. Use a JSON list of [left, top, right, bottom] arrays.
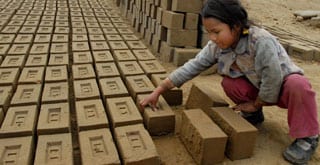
[[154, 0, 320, 164]]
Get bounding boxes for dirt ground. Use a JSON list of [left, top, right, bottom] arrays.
[[154, 0, 320, 164]]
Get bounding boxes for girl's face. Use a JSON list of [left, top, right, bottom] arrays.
[[202, 17, 241, 49]]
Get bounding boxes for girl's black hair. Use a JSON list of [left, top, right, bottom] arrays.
[[201, 0, 252, 31]]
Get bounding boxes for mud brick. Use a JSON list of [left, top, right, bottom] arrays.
[[10, 84, 41, 106], [171, 0, 202, 13], [181, 109, 228, 164], [95, 62, 120, 78], [72, 64, 96, 80], [131, 50, 155, 61], [113, 50, 137, 61], [72, 42, 90, 52], [88, 28, 103, 34], [27, 15, 41, 21], [1, 26, 20, 34], [19, 26, 37, 34], [99, 77, 129, 99], [71, 16, 84, 22], [209, 107, 258, 160], [8, 43, 30, 55], [0, 44, 10, 55], [167, 29, 197, 47], [48, 53, 69, 66], [288, 43, 315, 60], [109, 41, 129, 50], [39, 20, 54, 27], [34, 34, 51, 43], [106, 97, 143, 128], [159, 41, 174, 62], [79, 128, 121, 165], [34, 133, 73, 165], [310, 46, 320, 62], [102, 27, 119, 34], [117, 61, 144, 77], [173, 48, 200, 66], [113, 22, 128, 28], [105, 34, 123, 41], [100, 23, 113, 28], [1, 55, 25, 68], [126, 41, 147, 49], [37, 26, 53, 34], [186, 82, 229, 113], [0, 34, 15, 44], [43, 10, 56, 16], [86, 22, 100, 28], [98, 18, 112, 23], [117, 28, 134, 34], [56, 15, 69, 21], [114, 124, 160, 164], [45, 65, 68, 82], [54, 27, 70, 34], [185, 13, 199, 30], [0, 68, 20, 86], [24, 20, 39, 27], [29, 43, 50, 55], [73, 27, 88, 34], [160, 0, 172, 10], [89, 34, 105, 41], [0, 136, 34, 165], [14, 34, 34, 43], [136, 94, 175, 135], [7, 20, 24, 26], [41, 82, 69, 103], [18, 67, 45, 84], [75, 99, 109, 131], [0, 86, 13, 111], [121, 35, 138, 42], [84, 17, 98, 23], [72, 34, 88, 42], [55, 21, 69, 27], [90, 41, 110, 51], [37, 103, 70, 135], [162, 10, 184, 29], [91, 51, 113, 63], [51, 43, 69, 54], [73, 79, 100, 101], [125, 75, 155, 100], [73, 51, 93, 64], [25, 55, 47, 67], [52, 34, 69, 43], [0, 105, 38, 138], [72, 22, 86, 28], [139, 60, 166, 78]]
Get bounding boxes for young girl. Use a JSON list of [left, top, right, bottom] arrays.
[[139, 0, 319, 164]]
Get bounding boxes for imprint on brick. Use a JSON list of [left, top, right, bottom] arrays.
[[14, 46, 24, 52], [50, 86, 61, 97], [20, 89, 33, 99], [79, 67, 88, 76], [46, 142, 62, 162], [78, 54, 88, 61], [54, 56, 63, 63], [31, 57, 41, 64], [35, 46, 44, 52], [97, 53, 106, 58], [48, 108, 61, 123], [51, 69, 62, 77], [119, 52, 129, 58], [134, 79, 147, 88], [26, 70, 38, 78], [145, 63, 157, 70], [55, 45, 63, 51], [13, 111, 27, 127], [0, 71, 10, 80], [84, 105, 98, 119], [125, 64, 136, 71], [80, 83, 92, 94], [90, 136, 108, 156], [106, 81, 119, 90], [8, 58, 19, 64], [115, 102, 130, 115], [126, 131, 146, 151], [102, 66, 113, 73], [1, 145, 21, 164]]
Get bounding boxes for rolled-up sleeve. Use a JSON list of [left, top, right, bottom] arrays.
[[168, 41, 218, 87], [255, 38, 284, 103]]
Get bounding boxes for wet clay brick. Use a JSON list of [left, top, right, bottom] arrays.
[[159, 41, 174, 62], [0, 136, 34, 165], [14, 34, 34, 43], [73, 51, 93, 64], [34, 133, 73, 165], [167, 29, 197, 47], [51, 43, 69, 54], [72, 64, 96, 80], [19, 26, 37, 34], [72, 42, 90, 52], [160, 0, 172, 10], [117, 61, 145, 77], [75, 99, 109, 131], [73, 79, 100, 101], [99, 77, 129, 99], [185, 13, 199, 30], [180, 109, 228, 164], [209, 107, 258, 160], [54, 27, 70, 34], [0, 44, 10, 55], [25, 55, 48, 66], [125, 75, 155, 100], [92, 50, 114, 63], [186, 82, 229, 114], [113, 50, 137, 61], [139, 60, 166, 78], [45, 65, 68, 82], [161, 10, 184, 29], [0, 34, 15, 44], [37, 26, 54, 34], [126, 41, 147, 49], [88, 28, 104, 35], [89, 34, 106, 41], [288, 43, 315, 61], [37, 103, 70, 135], [1, 26, 20, 34], [105, 34, 123, 41], [8, 44, 30, 55], [90, 41, 110, 51], [48, 53, 69, 66], [29, 43, 50, 55], [117, 28, 134, 34], [41, 82, 69, 103], [171, 0, 202, 13], [95, 62, 120, 78], [72, 34, 88, 42], [18, 67, 45, 84], [79, 128, 121, 165], [151, 73, 183, 106], [103, 28, 119, 34], [52, 34, 69, 43], [73, 27, 88, 34], [34, 34, 51, 43], [132, 49, 156, 61], [136, 94, 175, 135], [1, 55, 26, 68], [106, 97, 143, 128], [109, 41, 129, 50], [0, 86, 13, 111], [11, 84, 42, 106], [121, 34, 139, 41], [0, 68, 20, 86], [114, 124, 161, 165], [173, 48, 200, 66], [0, 105, 38, 138]]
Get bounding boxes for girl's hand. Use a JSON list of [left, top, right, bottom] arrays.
[[232, 101, 258, 113], [139, 91, 161, 112]]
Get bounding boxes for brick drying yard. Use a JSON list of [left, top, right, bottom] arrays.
[[0, 0, 320, 164]]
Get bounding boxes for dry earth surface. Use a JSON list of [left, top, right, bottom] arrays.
[[154, 0, 320, 164]]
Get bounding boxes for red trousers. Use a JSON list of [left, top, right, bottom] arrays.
[[221, 74, 319, 138]]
